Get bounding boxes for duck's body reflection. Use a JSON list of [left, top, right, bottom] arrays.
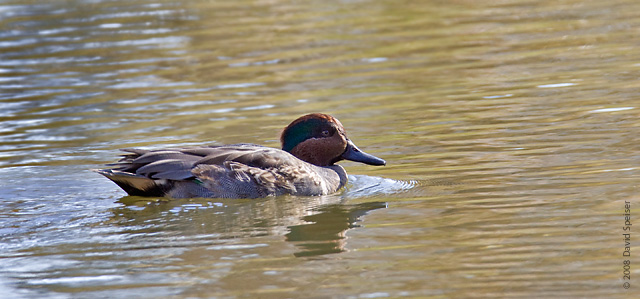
[[112, 196, 386, 257], [110, 175, 410, 257], [286, 202, 387, 256]]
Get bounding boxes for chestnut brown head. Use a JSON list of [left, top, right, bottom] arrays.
[[281, 113, 386, 167]]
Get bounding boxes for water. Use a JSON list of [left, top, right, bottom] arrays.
[[0, 0, 638, 297]]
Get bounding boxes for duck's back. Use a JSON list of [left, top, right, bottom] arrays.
[[95, 144, 347, 198]]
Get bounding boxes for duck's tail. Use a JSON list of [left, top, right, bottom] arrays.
[[93, 169, 166, 197]]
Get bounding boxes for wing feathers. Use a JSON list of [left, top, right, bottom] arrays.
[[97, 144, 331, 198], [136, 159, 196, 178]]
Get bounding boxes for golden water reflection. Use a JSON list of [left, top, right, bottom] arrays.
[[0, 0, 638, 298]]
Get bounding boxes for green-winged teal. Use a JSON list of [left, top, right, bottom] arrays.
[[95, 113, 386, 198]]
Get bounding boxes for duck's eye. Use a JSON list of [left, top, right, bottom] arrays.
[[321, 130, 330, 136]]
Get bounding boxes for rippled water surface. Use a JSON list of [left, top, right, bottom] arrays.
[[1, 0, 639, 298]]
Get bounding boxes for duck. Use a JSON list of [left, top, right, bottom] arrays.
[[95, 113, 386, 198]]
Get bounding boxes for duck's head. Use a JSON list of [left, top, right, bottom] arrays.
[[281, 113, 386, 167]]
